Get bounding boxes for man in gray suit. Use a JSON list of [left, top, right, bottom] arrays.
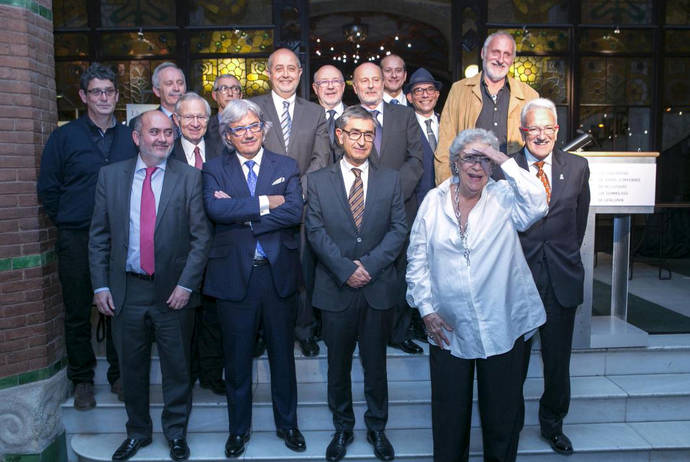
[[352, 62, 424, 355], [89, 110, 211, 461], [251, 48, 331, 357]]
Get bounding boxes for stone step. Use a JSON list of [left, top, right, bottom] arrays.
[[63, 374, 690, 434], [92, 342, 690, 385], [70, 421, 690, 461]]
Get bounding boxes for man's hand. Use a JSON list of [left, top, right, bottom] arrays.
[[94, 290, 115, 317], [346, 260, 371, 288], [423, 312, 453, 347], [214, 190, 231, 199], [167, 285, 191, 310], [267, 195, 285, 209]]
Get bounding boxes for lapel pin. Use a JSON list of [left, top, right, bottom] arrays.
[[559, 173, 565, 180]]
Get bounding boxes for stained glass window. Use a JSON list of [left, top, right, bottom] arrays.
[[54, 34, 89, 58], [53, 0, 87, 28], [189, 0, 272, 26], [665, 31, 690, 54], [580, 0, 653, 25], [510, 57, 568, 104], [666, 0, 690, 24], [191, 58, 270, 102], [579, 29, 652, 53], [490, 28, 569, 53], [488, 0, 568, 24], [102, 60, 167, 107], [190, 29, 274, 54], [101, 32, 176, 57], [580, 58, 651, 105], [101, 0, 176, 27]]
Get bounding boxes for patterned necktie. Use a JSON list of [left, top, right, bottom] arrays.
[[327, 109, 336, 145], [390, 99, 399, 105], [245, 160, 266, 257], [140, 166, 157, 275], [370, 109, 382, 154], [348, 168, 364, 231], [193, 146, 203, 169], [425, 119, 437, 152], [534, 160, 551, 204], [281, 101, 291, 150]]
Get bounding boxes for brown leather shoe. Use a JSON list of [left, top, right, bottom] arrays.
[[73, 382, 96, 410]]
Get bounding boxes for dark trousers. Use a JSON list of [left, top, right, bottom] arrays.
[[57, 228, 119, 385], [532, 271, 577, 437], [430, 339, 529, 462], [112, 274, 193, 440], [295, 227, 319, 341], [321, 293, 393, 431], [389, 241, 414, 344], [216, 263, 298, 435], [190, 296, 224, 384]]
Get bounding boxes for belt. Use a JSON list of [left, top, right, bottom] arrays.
[[126, 271, 155, 281], [252, 258, 268, 268]]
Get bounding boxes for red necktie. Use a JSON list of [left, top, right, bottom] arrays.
[[534, 160, 551, 204], [193, 146, 203, 169], [140, 167, 156, 275]]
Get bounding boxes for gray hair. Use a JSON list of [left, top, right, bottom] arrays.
[[218, 99, 273, 148], [174, 91, 211, 117], [152, 62, 185, 89], [267, 48, 302, 72], [449, 128, 499, 171], [482, 31, 517, 60], [335, 105, 375, 130], [520, 97, 558, 126], [213, 73, 241, 91]]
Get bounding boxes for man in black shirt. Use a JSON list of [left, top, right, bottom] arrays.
[[38, 63, 137, 409]]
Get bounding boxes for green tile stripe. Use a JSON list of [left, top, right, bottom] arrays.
[[0, 250, 56, 272], [0, 357, 66, 390], [4, 432, 67, 462], [0, 0, 52, 20]]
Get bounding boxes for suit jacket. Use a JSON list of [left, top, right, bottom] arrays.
[[170, 134, 223, 166], [328, 104, 348, 164], [501, 147, 590, 308], [89, 157, 212, 314], [371, 102, 424, 224], [251, 93, 331, 179], [305, 162, 408, 311], [414, 115, 437, 204], [202, 148, 304, 301]]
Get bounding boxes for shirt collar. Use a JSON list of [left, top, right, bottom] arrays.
[[415, 112, 437, 126], [271, 90, 296, 107], [480, 74, 510, 93], [524, 147, 552, 167], [362, 101, 384, 115], [236, 147, 264, 167], [325, 102, 345, 118], [181, 136, 205, 154], [85, 114, 117, 132], [136, 153, 167, 172], [159, 106, 174, 118], [341, 156, 369, 174]]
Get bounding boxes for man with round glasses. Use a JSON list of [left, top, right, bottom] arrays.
[[312, 64, 347, 162]]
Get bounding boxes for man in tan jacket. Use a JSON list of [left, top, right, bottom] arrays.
[[435, 31, 539, 184]]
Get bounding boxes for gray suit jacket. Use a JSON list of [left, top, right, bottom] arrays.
[[251, 92, 331, 179], [89, 156, 212, 314], [170, 134, 223, 166]]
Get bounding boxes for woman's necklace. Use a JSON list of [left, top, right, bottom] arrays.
[[452, 184, 471, 267]]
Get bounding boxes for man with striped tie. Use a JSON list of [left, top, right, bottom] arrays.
[[305, 106, 408, 462]]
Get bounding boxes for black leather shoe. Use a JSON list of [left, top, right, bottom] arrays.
[[326, 431, 354, 462], [200, 378, 226, 395], [367, 430, 395, 461], [542, 432, 573, 455], [276, 427, 306, 452], [168, 438, 190, 461], [225, 433, 250, 458], [112, 437, 152, 460], [390, 338, 423, 354], [253, 335, 266, 358], [298, 337, 320, 357]]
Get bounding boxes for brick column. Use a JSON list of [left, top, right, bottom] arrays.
[[0, 1, 69, 461]]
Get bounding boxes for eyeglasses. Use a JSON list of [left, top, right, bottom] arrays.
[[314, 79, 344, 87], [341, 129, 375, 143], [214, 85, 242, 94], [177, 114, 209, 123], [521, 125, 558, 136], [459, 154, 492, 167], [87, 88, 117, 97], [411, 86, 438, 96], [228, 121, 264, 137]]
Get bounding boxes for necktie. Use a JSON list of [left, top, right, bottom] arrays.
[[169, 113, 180, 139], [140, 166, 156, 275], [327, 109, 337, 145], [534, 160, 551, 204], [425, 119, 437, 152], [245, 160, 266, 258], [348, 168, 364, 231], [390, 99, 399, 105], [370, 109, 382, 154], [193, 146, 203, 169], [281, 101, 291, 150]]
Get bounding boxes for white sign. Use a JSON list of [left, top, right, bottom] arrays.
[[587, 162, 656, 207]]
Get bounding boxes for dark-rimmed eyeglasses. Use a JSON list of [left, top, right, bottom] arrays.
[[459, 154, 491, 167], [214, 85, 242, 94], [411, 86, 438, 96], [87, 88, 117, 97], [341, 129, 375, 143], [228, 121, 264, 137]]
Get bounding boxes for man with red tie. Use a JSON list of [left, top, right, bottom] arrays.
[[89, 110, 211, 461]]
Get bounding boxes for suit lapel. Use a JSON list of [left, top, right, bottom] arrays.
[[359, 164, 377, 231], [330, 163, 357, 231], [120, 158, 137, 242], [256, 151, 276, 194], [379, 103, 393, 159], [224, 152, 251, 197], [515, 149, 529, 171], [261, 94, 287, 153], [549, 149, 567, 206], [155, 160, 178, 232]]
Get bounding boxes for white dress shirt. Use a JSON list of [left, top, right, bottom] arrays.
[[271, 90, 296, 120], [362, 102, 385, 127], [383, 91, 408, 106], [525, 148, 553, 184], [340, 157, 369, 207], [406, 158, 548, 359], [415, 113, 439, 144], [180, 137, 206, 167], [236, 148, 270, 216], [324, 102, 345, 119]]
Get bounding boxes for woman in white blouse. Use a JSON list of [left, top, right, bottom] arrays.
[[406, 128, 548, 462]]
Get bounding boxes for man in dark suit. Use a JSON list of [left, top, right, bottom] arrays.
[[89, 110, 211, 461], [170, 91, 225, 395], [508, 98, 590, 456], [208, 74, 243, 150], [312, 64, 347, 163], [352, 62, 424, 355], [202, 99, 306, 458], [251, 48, 332, 357], [306, 106, 408, 462]]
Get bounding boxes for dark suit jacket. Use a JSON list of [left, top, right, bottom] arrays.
[[251, 93, 331, 179], [371, 102, 424, 223], [202, 148, 304, 301], [170, 134, 223, 166], [414, 117, 437, 204], [305, 162, 408, 311], [503, 147, 590, 308], [89, 157, 212, 314]]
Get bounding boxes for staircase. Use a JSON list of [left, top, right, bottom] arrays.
[[65, 338, 690, 461]]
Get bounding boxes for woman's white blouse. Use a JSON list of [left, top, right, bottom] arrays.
[[406, 158, 549, 359]]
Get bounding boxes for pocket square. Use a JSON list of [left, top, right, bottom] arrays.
[[271, 177, 285, 185]]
